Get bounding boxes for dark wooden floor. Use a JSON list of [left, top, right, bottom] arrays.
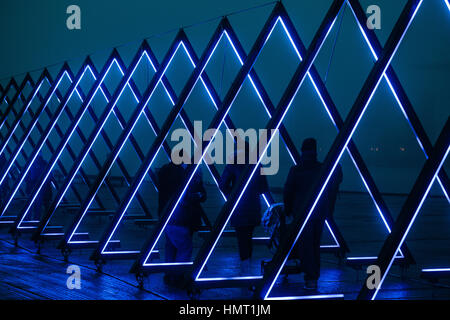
[[0, 239, 164, 300], [0, 190, 449, 300]]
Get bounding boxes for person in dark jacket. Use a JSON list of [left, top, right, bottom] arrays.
[[284, 138, 342, 290], [219, 142, 269, 276], [25, 155, 52, 221], [158, 156, 207, 287]]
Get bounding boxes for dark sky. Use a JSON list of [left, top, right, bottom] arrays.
[[0, 0, 449, 195]]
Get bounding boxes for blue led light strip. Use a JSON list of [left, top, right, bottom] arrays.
[[0, 79, 37, 170], [130, 3, 305, 273], [0, 75, 44, 173], [348, 0, 450, 204], [0, 76, 31, 130], [77, 39, 238, 254], [12, 63, 146, 231], [223, 20, 346, 252], [7, 73, 91, 206], [84, 57, 155, 217], [59, 47, 206, 248], [358, 117, 449, 300], [0, 73, 63, 203], [54, 38, 186, 250], [0, 78, 18, 103], [93, 20, 346, 260], [2, 76, 67, 201], [116, 16, 258, 271], [30, 51, 132, 241], [255, 0, 424, 300], [0, 67, 69, 195], [33, 47, 150, 248], [0, 63, 95, 218], [93, 34, 259, 257], [0, 71, 49, 162], [187, 1, 345, 286], [31, 49, 163, 243]]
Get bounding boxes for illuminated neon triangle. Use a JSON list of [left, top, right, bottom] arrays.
[[54, 45, 189, 244], [0, 79, 42, 167], [30, 54, 133, 240], [97, 31, 345, 255], [10, 71, 96, 208], [89, 39, 243, 258], [358, 117, 449, 300], [90, 32, 265, 255], [53, 39, 225, 247], [99, 19, 257, 261], [150, 1, 414, 278], [0, 70, 49, 161], [0, 79, 32, 164], [189, 3, 361, 283], [62, 40, 230, 248], [0, 76, 32, 131], [97, 17, 348, 258], [255, 0, 424, 300], [31, 47, 201, 242], [0, 75, 55, 203], [0, 68, 70, 195], [26, 54, 165, 237], [13, 62, 153, 230], [61, 37, 203, 248], [0, 76, 58, 174], [0, 72, 61, 206], [130, 3, 345, 278], [0, 65, 99, 222], [347, 0, 449, 203], [338, 0, 450, 262], [134, 0, 434, 273]]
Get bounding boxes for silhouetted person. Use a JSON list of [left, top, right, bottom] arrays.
[[158, 156, 206, 288], [25, 155, 52, 221], [284, 138, 342, 290], [219, 142, 269, 276]]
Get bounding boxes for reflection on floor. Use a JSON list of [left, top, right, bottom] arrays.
[[0, 190, 449, 300]]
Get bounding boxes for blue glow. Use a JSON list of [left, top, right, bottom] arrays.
[[15, 67, 100, 227], [104, 33, 224, 256], [324, 220, 339, 247], [1, 68, 89, 218], [372, 145, 449, 300], [102, 250, 141, 255], [347, 256, 377, 260], [195, 15, 338, 283], [347, 1, 450, 204], [67, 44, 187, 245], [446, 0, 450, 11], [0, 80, 43, 133], [261, 194, 270, 208], [196, 276, 263, 281], [266, 294, 344, 300], [344, 0, 444, 251], [0, 80, 44, 160], [82, 43, 230, 252], [144, 262, 193, 266], [422, 268, 450, 272], [35, 61, 119, 233], [280, 15, 402, 250], [0, 71, 68, 187], [141, 19, 290, 269], [263, 2, 423, 299]]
